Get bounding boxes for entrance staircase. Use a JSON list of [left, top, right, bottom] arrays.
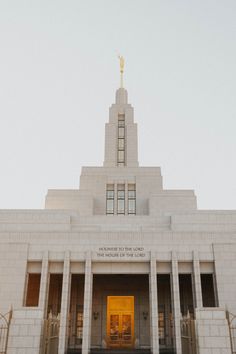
[[67, 349, 175, 354], [91, 350, 151, 354]]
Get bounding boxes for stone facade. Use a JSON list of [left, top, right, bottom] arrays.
[[0, 85, 236, 354]]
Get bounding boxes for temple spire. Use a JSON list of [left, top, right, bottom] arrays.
[[103, 62, 139, 168], [118, 55, 124, 88]]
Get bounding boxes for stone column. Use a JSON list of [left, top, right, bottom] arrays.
[[82, 252, 93, 354], [58, 251, 71, 354], [171, 252, 182, 354], [39, 250, 49, 315], [193, 250, 203, 308], [149, 253, 159, 354]]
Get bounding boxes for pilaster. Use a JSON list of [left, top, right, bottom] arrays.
[[39, 251, 49, 315], [171, 252, 182, 354], [58, 251, 71, 354], [149, 253, 159, 354], [193, 250, 203, 308], [82, 252, 93, 354]]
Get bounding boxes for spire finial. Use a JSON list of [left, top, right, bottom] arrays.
[[118, 55, 124, 88]]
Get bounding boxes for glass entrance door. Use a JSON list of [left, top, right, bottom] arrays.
[[107, 296, 134, 348], [108, 312, 133, 347], [121, 314, 132, 342], [109, 314, 119, 343]]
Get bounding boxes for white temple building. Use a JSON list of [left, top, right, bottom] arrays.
[[0, 65, 236, 354]]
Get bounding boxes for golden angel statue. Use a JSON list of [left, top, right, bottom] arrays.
[[118, 55, 125, 73]]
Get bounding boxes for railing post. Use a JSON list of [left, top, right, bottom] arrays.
[[0, 309, 12, 354], [5, 308, 12, 353], [226, 310, 234, 354]]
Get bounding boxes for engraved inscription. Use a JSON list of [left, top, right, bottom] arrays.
[[96, 247, 146, 258]]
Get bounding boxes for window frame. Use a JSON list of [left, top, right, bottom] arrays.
[[128, 184, 136, 215], [117, 184, 125, 215], [106, 184, 115, 215], [117, 114, 125, 166]]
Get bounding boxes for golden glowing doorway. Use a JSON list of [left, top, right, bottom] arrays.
[[107, 296, 134, 348]]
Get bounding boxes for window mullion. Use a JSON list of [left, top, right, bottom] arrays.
[[125, 183, 128, 215], [114, 184, 118, 215]]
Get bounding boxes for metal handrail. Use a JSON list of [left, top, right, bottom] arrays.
[[226, 311, 236, 354], [0, 309, 13, 354]]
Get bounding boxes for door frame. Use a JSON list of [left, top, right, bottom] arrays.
[[107, 296, 134, 349]]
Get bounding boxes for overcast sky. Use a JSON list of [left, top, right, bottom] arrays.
[[0, 0, 236, 210]]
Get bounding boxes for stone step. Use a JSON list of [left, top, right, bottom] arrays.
[[67, 349, 174, 354], [91, 351, 151, 354]]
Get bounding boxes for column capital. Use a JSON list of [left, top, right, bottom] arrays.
[[42, 250, 49, 259], [150, 251, 157, 261], [85, 250, 92, 260], [193, 250, 199, 259], [171, 251, 178, 261], [64, 250, 70, 259]]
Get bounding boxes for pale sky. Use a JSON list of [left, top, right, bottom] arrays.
[[0, 0, 236, 209]]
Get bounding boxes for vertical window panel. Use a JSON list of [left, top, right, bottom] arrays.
[[117, 200, 125, 214], [107, 200, 114, 214], [118, 150, 125, 162], [179, 274, 194, 316], [47, 274, 63, 316], [117, 114, 125, 166], [128, 200, 135, 214], [25, 273, 41, 306], [118, 114, 125, 124], [128, 184, 136, 215], [201, 274, 217, 307], [117, 184, 125, 214], [118, 127, 125, 138], [118, 138, 125, 150], [106, 183, 136, 215], [106, 184, 114, 215]]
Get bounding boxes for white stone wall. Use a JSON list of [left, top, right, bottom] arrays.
[[45, 190, 93, 215], [214, 243, 236, 313], [195, 308, 231, 354], [7, 309, 43, 354], [0, 216, 236, 354], [0, 243, 28, 313], [1, 85, 236, 354]]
